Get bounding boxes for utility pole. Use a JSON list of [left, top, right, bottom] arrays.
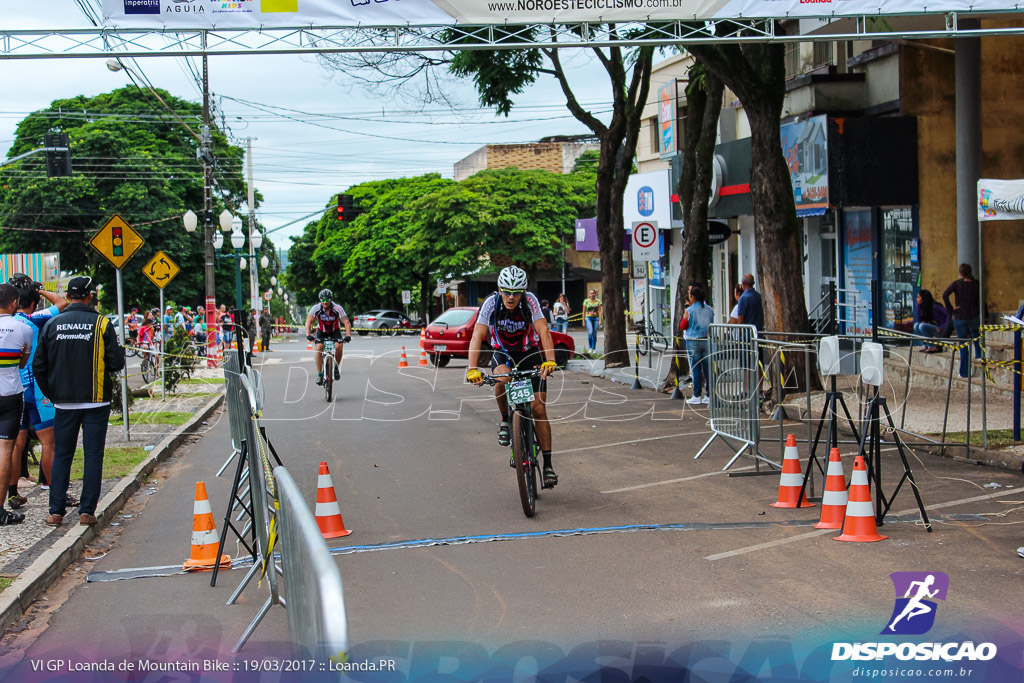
[[247, 137, 258, 318], [202, 54, 218, 366]]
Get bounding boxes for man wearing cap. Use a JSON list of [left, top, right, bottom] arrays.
[[33, 276, 125, 527]]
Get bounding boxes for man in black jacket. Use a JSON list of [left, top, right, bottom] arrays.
[[33, 276, 125, 527]]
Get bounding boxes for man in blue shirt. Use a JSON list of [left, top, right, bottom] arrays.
[[736, 273, 764, 332]]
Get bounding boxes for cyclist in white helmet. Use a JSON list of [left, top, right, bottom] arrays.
[[304, 288, 352, 386], [466, 265, 560, 487]]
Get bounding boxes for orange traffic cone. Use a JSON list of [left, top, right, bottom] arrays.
[[834, 455, 887, 542], [307, 339, 314, 351], [183, 482, 232, 571], [814, 448, 848, 529], [770, 434, 814, 508], [418, 350, 429, 366], [315, 462, 352, 539], [398, 346, 409, 368], [419, 329, 425, 349]]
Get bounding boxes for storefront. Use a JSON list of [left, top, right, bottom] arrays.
[[709, 114, 919, 334]]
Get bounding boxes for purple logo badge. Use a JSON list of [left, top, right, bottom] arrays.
[[881, 571, 949, 635], [124, 0, 161, 13]]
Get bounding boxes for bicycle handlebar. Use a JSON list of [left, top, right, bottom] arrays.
[[479, 366, 557, 386]]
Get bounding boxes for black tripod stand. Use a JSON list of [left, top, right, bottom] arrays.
[[799, 373, 861, 503], [858, 385, 931, 531]]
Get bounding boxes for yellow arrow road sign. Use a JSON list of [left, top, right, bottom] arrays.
[[89, 214, 144, 270], [142, 251, 180, 289]]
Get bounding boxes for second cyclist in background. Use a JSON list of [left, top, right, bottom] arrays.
[[466, 266, 560, 487], [304, 289, 352, 386]]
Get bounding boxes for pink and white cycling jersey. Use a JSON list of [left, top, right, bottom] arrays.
[[309, 302, 347, 333], [478, 292, 543, 353]]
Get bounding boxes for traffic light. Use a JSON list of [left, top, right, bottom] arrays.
[[111, 225, 124, 257], [44, 133, 72, 178], [337, 194, 354, 221]]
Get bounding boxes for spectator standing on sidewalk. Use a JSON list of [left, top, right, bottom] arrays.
[[582, 289, 603, 354], [553, 294, 570, 333], [246, 309, 258, 355], [34, 276, 125, 527], [942, 263, 982, 378], [218, 304, 234, 350], [259, 311, 273, 352], [727, 284, 744, 324], [683, 285, 716, 405], [7, 277, 68, 510], [735, 274, 764, 331], [0, 284, 32, 525]]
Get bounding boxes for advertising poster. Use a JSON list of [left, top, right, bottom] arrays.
[[843, 208, 873, 336], [781, 115, 829, 217], [657, 80, 677, 159]]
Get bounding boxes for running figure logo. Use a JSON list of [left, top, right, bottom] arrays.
[[882, 571, 950, 635]]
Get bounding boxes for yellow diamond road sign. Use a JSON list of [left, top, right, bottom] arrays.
[[142, 251, 180, 290], [89, 214, 144, 269]]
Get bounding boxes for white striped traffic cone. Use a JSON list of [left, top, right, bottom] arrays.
[[770, 434, 814, 508], [183, 482, 232, 571], [315, 462, 352, 539], [814, 448, 848, 529], [834, 455, 887, 542]]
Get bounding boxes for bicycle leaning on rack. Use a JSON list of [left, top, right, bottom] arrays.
[[479, 367, 556, 518], [634, 318, 669, 356]]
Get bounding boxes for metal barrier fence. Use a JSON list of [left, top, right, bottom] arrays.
[[273, 466, 349, 662], [695, 324, 779, 473]]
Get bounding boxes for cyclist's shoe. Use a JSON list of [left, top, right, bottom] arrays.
[[334, 367, 341, 381], [497, 420, 510, 447], [315, 374, 324, 386], [542, 466, 559, 489]]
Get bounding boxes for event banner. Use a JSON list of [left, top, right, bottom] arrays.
[[977, 178, 1024, 221], [103, 0, 1024, 29]]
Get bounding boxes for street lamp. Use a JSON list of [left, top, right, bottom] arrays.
[[249, 227, 263, 313]]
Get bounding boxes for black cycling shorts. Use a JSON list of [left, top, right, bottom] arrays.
[[0, 393, 25, 441], [490, 348, 547, 394], [315, 330, 343, 343]]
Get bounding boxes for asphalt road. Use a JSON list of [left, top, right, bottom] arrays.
[[2, 333, 1022, 681]]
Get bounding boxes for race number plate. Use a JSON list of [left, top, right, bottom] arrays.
[[507, 379, 534, 406]]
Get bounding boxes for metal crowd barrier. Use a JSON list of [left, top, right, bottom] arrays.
[[231, 372, 283, 653], [273, 466, 349, 663], [694, 324, 779, 473], [217, 350, 248, 477]]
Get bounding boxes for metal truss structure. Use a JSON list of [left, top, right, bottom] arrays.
[[2, 14, 1023, 60]]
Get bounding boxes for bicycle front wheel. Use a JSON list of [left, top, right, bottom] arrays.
[[510, 410, 537, 517], [141, 357, 155, 384], [651, 331, 669, 353], [324, 357, 334, 402]]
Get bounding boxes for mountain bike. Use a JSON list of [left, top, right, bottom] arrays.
[[481, 367, 554, 517], [319, 336, 349, 402], [635, 318, 669, 356]]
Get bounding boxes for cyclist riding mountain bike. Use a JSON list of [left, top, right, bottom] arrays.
[[466, 265, 560, 488], [304, 289, 352, 386]]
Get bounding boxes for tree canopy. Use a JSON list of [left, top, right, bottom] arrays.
[[0, 87, 266, 312], [286, 166, 595, 314]]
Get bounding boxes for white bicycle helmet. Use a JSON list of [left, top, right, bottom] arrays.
[[497, 265, 528, 291]]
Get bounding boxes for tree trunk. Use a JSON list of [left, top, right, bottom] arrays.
[[664, 65, 723, 389], [594, 134, 629, 366], [688, 40, 819, 392]]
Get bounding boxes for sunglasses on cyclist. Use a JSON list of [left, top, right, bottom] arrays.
[[499, 289, 524, 297]]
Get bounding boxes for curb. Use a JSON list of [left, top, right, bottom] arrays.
[[0, 391, 225, 636]]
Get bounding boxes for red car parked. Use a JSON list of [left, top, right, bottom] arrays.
[[422, 306, 575, 368]]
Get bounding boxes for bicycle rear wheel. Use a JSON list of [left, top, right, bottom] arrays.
[[651, 331, 669, 353], [141, 356, 155, 384], [510, 410, 537, 517]]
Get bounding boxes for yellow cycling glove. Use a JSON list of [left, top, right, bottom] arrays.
[[466, 368, 483, 383], [540, 361, 558, 373]]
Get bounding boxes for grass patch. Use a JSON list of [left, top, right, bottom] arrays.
[[0, 577, 12, 594], [177, 391, 216, 399], [180, 377, 225, 385], [934, 429, 1022, 448], [109, 411, 191, 426], [70, 446, 149, 480]]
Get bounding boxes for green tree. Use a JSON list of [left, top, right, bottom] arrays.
[[0, 87, 251, 312], [320, 32, 653, 366]]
